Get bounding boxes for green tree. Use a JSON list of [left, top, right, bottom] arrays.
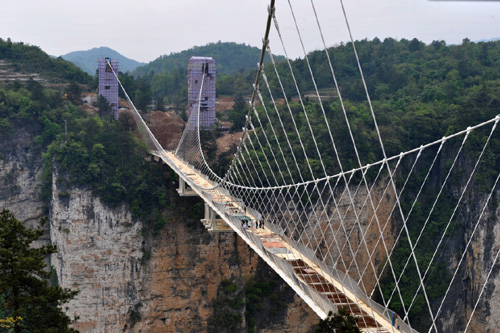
[[315, 308, 361, 333], [65, 81, 82, 105], [0, 209, 78, 332], [97, 94, 112, 118], [228, 93, 247, 132]]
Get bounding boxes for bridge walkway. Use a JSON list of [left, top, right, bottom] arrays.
[[155, 150, 402, 333]]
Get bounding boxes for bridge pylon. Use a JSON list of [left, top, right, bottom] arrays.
[[177, 178, 198, 197], [201, 202, 233, 233]]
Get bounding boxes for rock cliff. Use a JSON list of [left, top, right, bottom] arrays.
[[48, 169, 318, 332], [0, 125, 45, 230], [1, 125, 318, 332]]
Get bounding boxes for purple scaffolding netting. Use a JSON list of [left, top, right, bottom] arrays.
[[98, 58, 119, 120], [188, 56, 216, 129]]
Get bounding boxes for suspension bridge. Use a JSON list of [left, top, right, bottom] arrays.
[[106, 1, 500, 332]]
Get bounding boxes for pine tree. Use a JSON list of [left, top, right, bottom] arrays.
[[0, 209, 78, 332], [97, 94, 112, 118]]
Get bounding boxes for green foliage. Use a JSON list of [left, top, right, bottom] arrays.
[[118, 72, 153, 111], [0, 77, 170, 235], [0, 79, 68, 151], [43, 113, 168, 228], [130, 42, 286, 108], [129, 302, 143, 326], [208, 276, 290, 333], [239, 39, 500, 187], [0, 209, 78, 332], [50, 266, 59, 287], [0, 38, 92, 84], [208, 280, 244, 333], [228, 93, 248, 132], [315, 308, 361, 333], [244, 278, 277, 333], [65, 81, 83, 105]]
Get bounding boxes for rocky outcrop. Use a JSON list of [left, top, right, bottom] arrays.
[[50, 169, 145, 332], [437, 187, 500, 333], [0, 126, 45, 228], [308, 180, 397, 293], [0, 125, 48, 256], [134, 210, 318, 332]]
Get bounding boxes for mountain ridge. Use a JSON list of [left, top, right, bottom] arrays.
[[61, 46, 145, 75], [133, 41, 286, 77]]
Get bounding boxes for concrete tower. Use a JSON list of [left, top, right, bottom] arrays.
[[98, 58, 119, 120], [188, 56, 216, 129]]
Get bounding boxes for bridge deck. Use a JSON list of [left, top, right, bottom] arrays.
[[157, 150, 403, 333]]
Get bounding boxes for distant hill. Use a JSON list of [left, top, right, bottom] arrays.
[[133, 42, 286, 77], [0, 38, 91, 84], [61, 47, 145, 75], [477, 37, 500, 43]]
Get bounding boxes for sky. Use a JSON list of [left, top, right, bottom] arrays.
[[1, 0, 499, 63]]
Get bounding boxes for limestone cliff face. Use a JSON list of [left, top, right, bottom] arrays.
[[437, 187, 500, 333], [0, 126, 45, 230], [48, 167, 317, 332], [50, 169, 145, 332], [307, 180, 397, 293], [135, 213, 318, 332]]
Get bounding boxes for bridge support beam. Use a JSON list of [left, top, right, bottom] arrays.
[[201, 202, 233, 233], [177, 178, 198, 197]]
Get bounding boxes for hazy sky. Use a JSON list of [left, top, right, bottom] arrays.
[[1, 0, 499, 63]]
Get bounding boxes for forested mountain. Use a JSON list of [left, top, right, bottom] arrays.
[[133, 41, 285, 77], [61, 46, 145, 75], [0, 38, 92, 84], [262, 38, 500, 156]]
